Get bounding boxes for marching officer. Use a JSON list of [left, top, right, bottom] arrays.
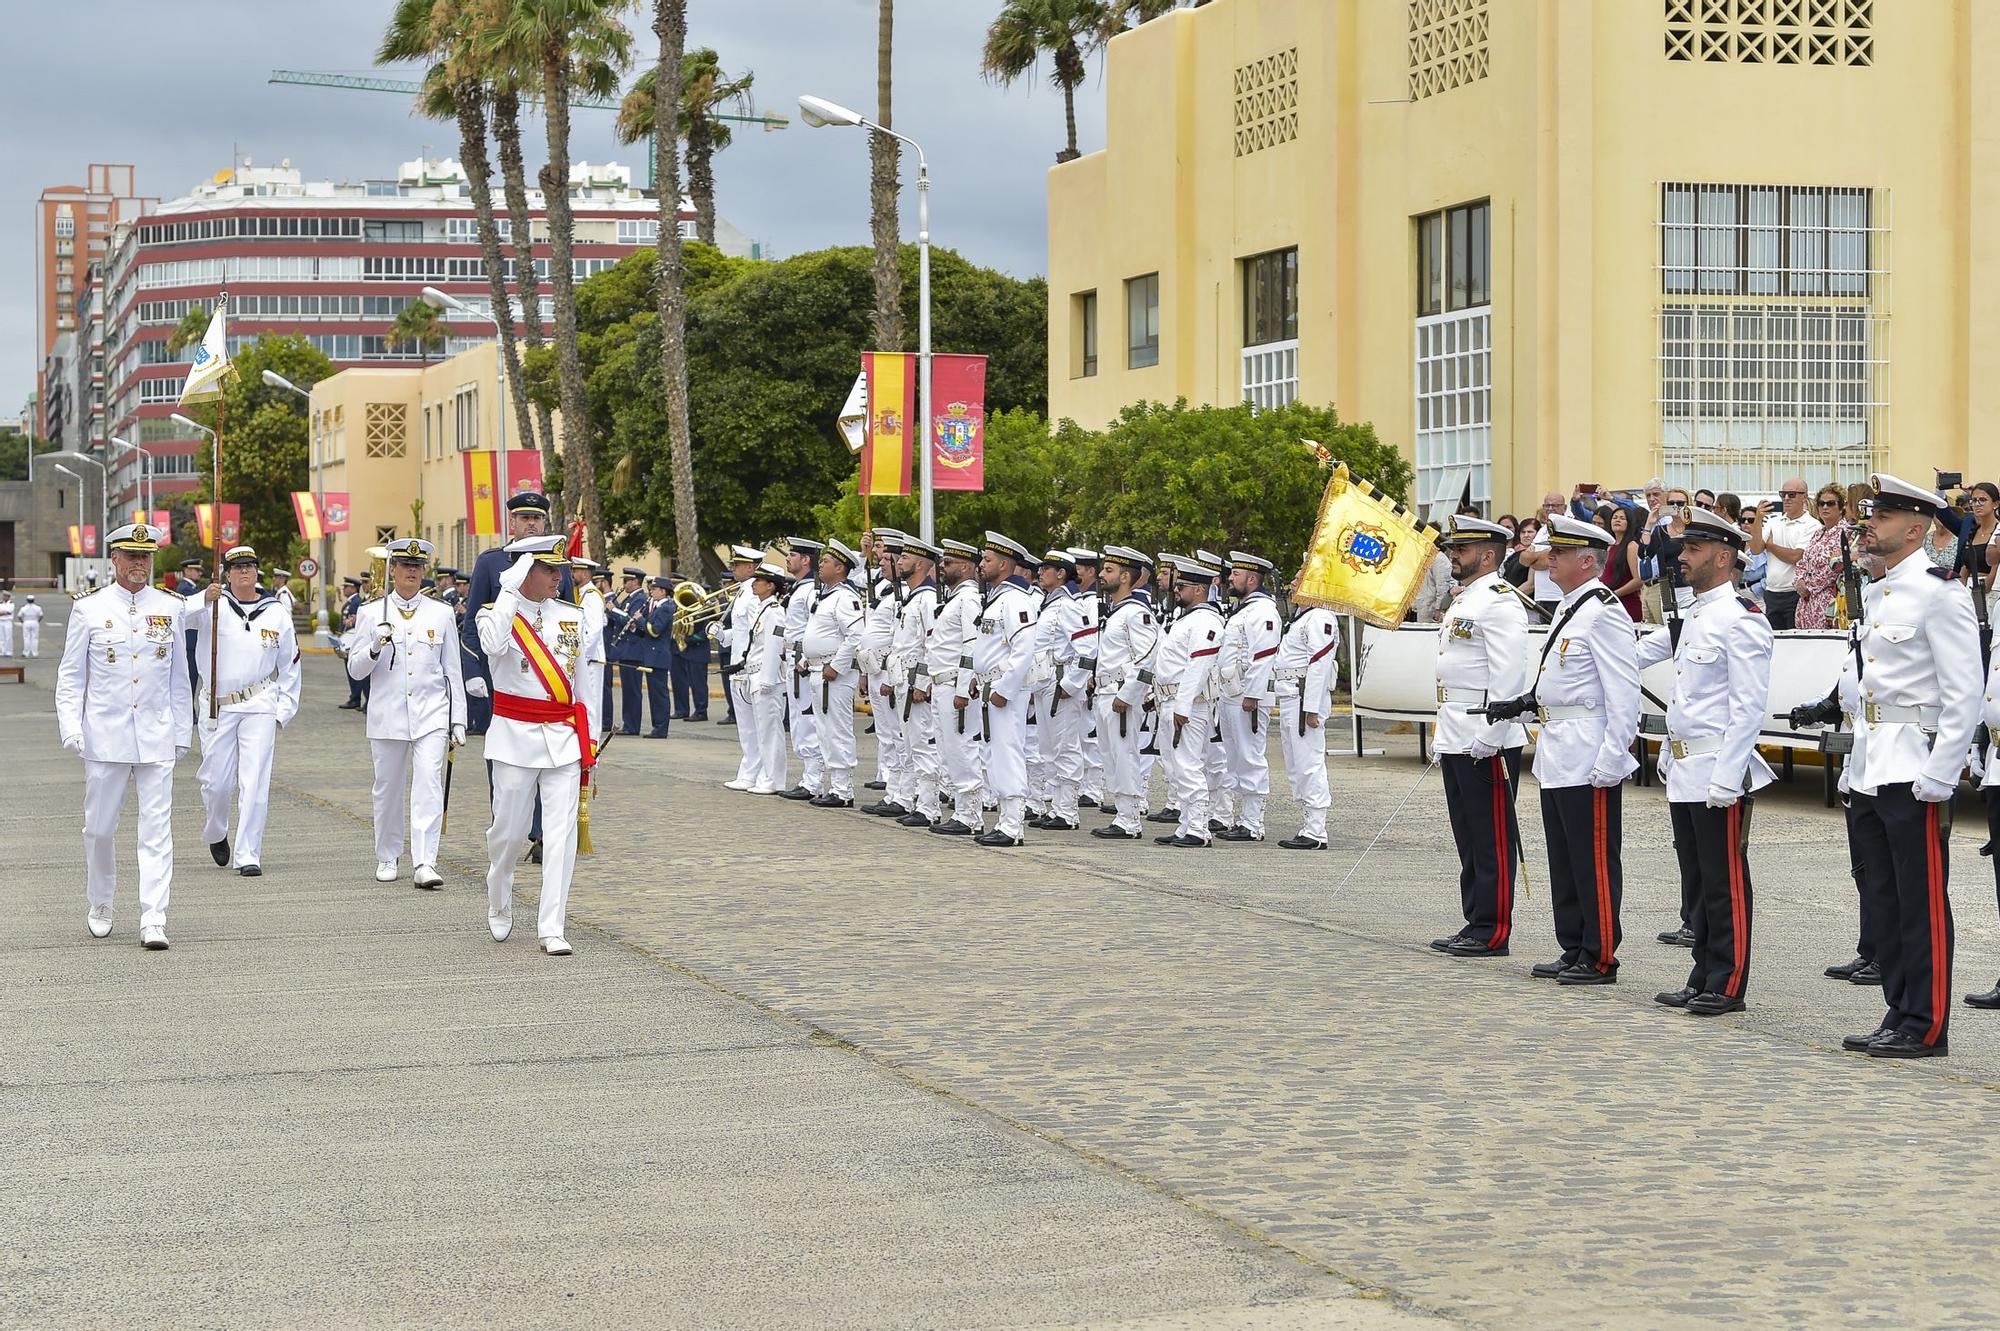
[[194, 544, 303, 877], [1029, 548, 1087, 831], [802, 540, 867, 807], [1152, 556, 1226, 848], [1489, 514, 1640, 984], [1272, 578, 1340, 851], [476, 532, 605, 955], [960, 533, 1039, 846], [859, 531, 908, 813], [346, 538, 467, 888], [1429, 516, 1532, 953], [1215, 552, 1282, 841], [885, 538, 943, 826], [461, 492, 571, 738], [778, 537, 826, 800], [19, 595, 45, 657], [1838, 473, 1980, 1057], [1090, 547, 1160, 840], [719, 546, 767, 790], [1632, 508, 1774, 1016], [56, 522, 191, 949], [0, 590, 13, 657], [1069, 549, 1106, 809], [926, 539, 986, 835]]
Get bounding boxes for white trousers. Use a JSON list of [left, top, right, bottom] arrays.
[[84, 759, 175, 928], [1095, 696, 1146, 832], [730, 675, 757, 783], [199, 710, 278, 866], [1204, 711, 1232, 825], [750, 686, 789, 790], [487, 759, 580, 942], [1166, 699, 1216, 842], [370, 731, 449, 867], [1035, 685, 1086, 820], [1080, 705, 1103, 801], [20, 625, 39, 656], [1219, 699, 1272, 834], [982, 691, 1030, 837], [933, 693, 984, 825], [903, 687, 941, 817], [816, 674, 859, 796], [0, 623, 11, 655], [787, 671, 822, 792], [875, 681, 907, 798], [1278, 696, 1331, 840]]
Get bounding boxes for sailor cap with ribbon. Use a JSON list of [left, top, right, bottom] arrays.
[[1545, 513, 1615, 549], [729, 544, 765, 565], [1866, 472, 1946, 519], [1041, 547, 1077, 573], [107, 523, 164, 554], [902, 537, 942, 562], [983, 531, 1031, 563], [385, 538, 434, 564], [1168, 554, 1218, 583], [938, 538, 980, 560], [786, 536, 824, 557], [504, 533, 570, 565], [1679, 507, 1746, 550], [1067, 546, 1101, 566], [221, 544, 262, 568], [824, 538, 861, 570], [1101, 545, 1154, 572], [1228, 549, 1274, 573], [871, 527, 908, 552], [1440, 514, 1513, 546]]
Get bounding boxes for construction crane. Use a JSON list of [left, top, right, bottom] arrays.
[[267, 69, 787, 187]]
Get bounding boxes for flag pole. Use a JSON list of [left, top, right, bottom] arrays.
[[207, 291, 231, 722]]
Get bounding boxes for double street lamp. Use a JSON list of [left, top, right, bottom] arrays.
[[798, 93, 936, 545], [263, 370, 332, 633], [47, 450, 107, 569], [421, 286, 510, 516]]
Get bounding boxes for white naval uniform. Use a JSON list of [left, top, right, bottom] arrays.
[[960, 576, 1038, 837], [800, 578, 866, 798], [1433, 573, 1532, 757], [1274, 608, 1341, 843], [722, 581, 759, 785], [929, 579, 985, 826], [1848, 553, 1982, 797], [783, 579, 823, 793], [1154, 601, 1225, 842], [745, 589, 789, 792], [858, 579, 903, 792], [345, 592, 465, 869], [1216, 591, 1282, 835], [476, 579, 605, 943], [1529, 584, 1642, 790], [18, 599, 44, 656], [1633, 584, 1776, 803], [1028, 584, 1088, 822], [195, 590, 302, 869], [0, 598, 13, 655], [889, 581, 941, 818], [1074, 587, 1103, 803], [56, 583, 192, 930], [1094, 591, 1159, 834]]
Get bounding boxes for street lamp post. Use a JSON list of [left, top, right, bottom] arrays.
[[263, 370, 330, 634], [109, 436, 148, 520], [422, 287, 508, 551], [50, 464, 82, 586], [48, 451, 108, 573], [798, 94, 935, 545]]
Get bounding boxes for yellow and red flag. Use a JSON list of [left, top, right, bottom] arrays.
[[929, 353, 988, 492], [1293, 462, 1439, 629], [463, 451, 544, 535], [292, 492, 325, 542], [859, 352, 915, 497], [194, 503, 241, 549]]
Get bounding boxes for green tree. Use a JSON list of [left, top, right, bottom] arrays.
[[176, 335, 336, 564], [165, 304, 213, 355], [386, 299, 449, 361], [0, 428, 58, 482], [615, 46, 754, 246], [982, 0, 1186, 163]]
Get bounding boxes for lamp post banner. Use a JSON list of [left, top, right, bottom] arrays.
[[929, 353, 987, 493]]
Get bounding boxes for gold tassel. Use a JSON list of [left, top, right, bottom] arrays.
[[577, 780, 594, 855]]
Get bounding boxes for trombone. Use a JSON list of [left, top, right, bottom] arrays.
[[671, 582, 734, 649]]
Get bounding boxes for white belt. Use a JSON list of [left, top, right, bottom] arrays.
[[857, 647, 887, 674], [1667, 734, 1723, 760], [1099, 667, 1128, 689], [975, 667, 1003, 688], [206, 671, 279, 709], [1537, 703, 1596, 722], [1155, 682, 1179, 702], [1865, 702, 1940, 728], [1436, 685, 1488, 708], [801, 654, 833, 671], [1272, 666, 1307, 683]]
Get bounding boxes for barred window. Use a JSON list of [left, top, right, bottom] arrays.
[[1660, 183, 1873, 297]]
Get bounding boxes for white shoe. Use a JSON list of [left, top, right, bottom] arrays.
[[139, 925, 169, 950], [86, 904, 112, 939], [488, 914, 512, 942], [539, 935, 572, 956], [375, 860, 398, 883], [412, 865, 444, 890], [723, 778, 751, 791], [747, 784, 779, 795]]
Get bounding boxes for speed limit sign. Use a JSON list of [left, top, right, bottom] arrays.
[[297, 557, 320, 580]]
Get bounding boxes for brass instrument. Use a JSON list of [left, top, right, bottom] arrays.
[[672, 582, 734, 649]]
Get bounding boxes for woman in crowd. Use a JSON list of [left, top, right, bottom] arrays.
[[1502, 516, 1539, 588], [1961, 482, 1999, 610], [1598, 503, 1643, 620], [1926, 510, 1962, 570], [1737, 508, 1768, 605], [1792, 482, 1863, 630]]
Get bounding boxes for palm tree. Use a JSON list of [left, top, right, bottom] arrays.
[[616, 49, 753, 247], [646, 0, 700, 574], [478, 0, 635, 562], [490, 85, 558, 469], [982, 0, 1183, 162], [870, 0, 903, 350], [386, 300, 449, 362]]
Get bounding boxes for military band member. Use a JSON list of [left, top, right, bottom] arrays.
[[605, 567, 651, 736], [348, 539, 468, 888], [1090, 547, 1160, 840], [960, 533, 1039, 846], [193, 545, 302, 877], [720, 546, 767, 791], [927, 539, 986, 835], [339, 576, 370, 712], [638, 577, 677, 737], [859, 531, 909, 814], [670, 572, 712, 722], [477, 533, 604, 954], [742, 562, 793, 792], [1215, 552, 1282, 841], [1272, 585, 1340, 852], [1835, 474, 1980, 1057], [1630, 509, 1774, 1015], [802, 540, 867, 807], [885, 539, 943, 826], [1428, 517, 1532, 952], [1491, 514, 1640, 984], [778, 538, 826, 800], [56, 522, 191, 949], [1153, 556, 1226, 848], [18, 595, 45, 657], [1069, 549, 1105, 808], [1028, 548, 1088, 831]]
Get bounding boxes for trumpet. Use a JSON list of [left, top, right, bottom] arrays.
[[672, 582, 733, 650]]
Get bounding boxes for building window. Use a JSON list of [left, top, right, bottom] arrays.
[[1126, 273, 1160, 370], [617, 218, 661, 245], [1242, 248, 1299, 347], [1415, 200, 1489, 316], [1660, 183, 1873, 297], [1408, 0, 1490, 100], [1665, 0, 1873, 66], [453, 385, 479, 452], [1414, 308, 1493, 517], [1233, 48, 1299, 158], [1072, 291, 1099, 379], [364, 402, 408, 459]]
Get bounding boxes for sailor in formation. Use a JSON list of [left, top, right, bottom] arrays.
[[739, 560, 793, 794], [925, 539, 987, 836], [1069, 550, 1105, 810], [858, 530, 907, 810], [777, 538, 825, 800], [1088, 547, 1160, 841], [1214, 552, 1282, 842], [961, 533, 1040, 846], [194, 544, 302, 878], [1027, 548, 1088, 831], [18, 594, 44, 656], [719, 545, 768, 791], [1272, 577, 1340, 852], [801, 540, 867, 807], [1151, 555, 1227, 849], [346, 538, 466, 889], [880, 538, 942, 826], [56, 522, 190, 949]]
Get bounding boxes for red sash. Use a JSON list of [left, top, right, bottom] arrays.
[[496, 611, 596, 783]]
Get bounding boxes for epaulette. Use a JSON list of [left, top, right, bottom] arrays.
[[1926, 565, 1952, 580], [1585, 585, 1618, 604], [1737, 594, 1763, 613], [1494, 581, 1539, 614]]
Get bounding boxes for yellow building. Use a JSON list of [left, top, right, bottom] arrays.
[[1048, 0, 1999, 514]]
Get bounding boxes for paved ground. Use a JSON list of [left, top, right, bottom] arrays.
[[8, 634, 2000, 1328]]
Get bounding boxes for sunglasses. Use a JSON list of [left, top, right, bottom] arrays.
[[1817, 498, 1843, 508], [1778, 490, 1806, 498]]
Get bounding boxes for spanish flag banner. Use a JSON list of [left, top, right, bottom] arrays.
[[859, 352, 915, 497], [1293, 461, 1439, 629], [292, 491, 326, 542], [194, 503, 242, 549], [464, 450, 502, 536]]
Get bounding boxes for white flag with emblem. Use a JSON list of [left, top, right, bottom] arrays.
[[836, 371, 868, 454], [178, 291, 232, 404]]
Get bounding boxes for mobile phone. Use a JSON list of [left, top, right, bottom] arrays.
[[1937, 470, 1964, 491], [1577, 482, 1600, 495]]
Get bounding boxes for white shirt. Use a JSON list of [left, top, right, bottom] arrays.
[[1218, 591, 1283, 701], [856, 579, 901, 674], [345, 592, 464, 741], [746, 591, 785, 692], [926, 580, 981, 695], [1433, 572, 1531, 754], [476, 588, 605, 767], [891, 581, 939, 683], [723, 580, 755, 662], [800, 580, 865, 678], [197, 591, 303, 726], [1273, 607, 1341, 717], [19, 602, 43, 627], [1096, 592, 1159, 708], [56, 583, 193, 765], [1847, 552, 1981, 794], [1634, 583, 1776, 802], [1154, 601, 1225, 711], [1410, 552, 1453, 624], [1760, 511, 1822, 592], [959, 578, 1038, 702], [1529, 528, 1559, 603], [1528, 582, 1641, 789], [1030, 585, 1084, 694]]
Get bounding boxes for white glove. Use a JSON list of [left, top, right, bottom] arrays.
[[465, 676, 489, 699], [450, 723, 467, 747], [1970, 745, 1988, 783], [1912, 773, 1957, 804], [499, 552, 534, 593], [371, 621, 396, 653], [1705, 784, 1739, 809], [1468, 738, 1501, 760], [1588, 767, 1625, 789], [61, 733, 82, 756]]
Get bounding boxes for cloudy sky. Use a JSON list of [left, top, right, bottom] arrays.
[[3, 0, 1111, 417]]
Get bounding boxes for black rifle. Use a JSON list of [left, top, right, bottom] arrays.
[[1660, 532, 1686, 653]]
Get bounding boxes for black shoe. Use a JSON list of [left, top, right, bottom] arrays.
[[717, 717, 735, 726], [1842, 1027, 1891, 1052], [1557, 964, 1616, 986], [1025, 814, 1054, 830], [337, 701, 361, 710], [692, 713, 709, 721], [1868, 1031, 1947, 1059], [929, 819, 974, 836], [620, 728, 639, 736], [975, 830, 1024, 847], [1825, 955, 1872, 981], [778, 786, 816, 801], [809, 794, 853, 809], [1848, 961, 1883, 986], [1442, 936, 1507, 957], [1965, 983, 2000, 1009], [1214, 825, 1261, 842], [1531, 959, 1570, 979], [866, 801, 910, 818], [1655, 986, 1698, 1008], [1146, 807, 1180, 824], [1657, 925, 1695, 947], [1686, 992, 1746, 1017], [1092, 825, 1141, 839], [527, 839, 543, 865], [1040, 818, 1079, 832], [209, 838, 230, 867], [1159, 834, 1210, 848], [1078, 796, 1100, 809], [1277, 836, 1329, 851], [672, 712, 691, 721], [238, 864, 263, 878], [897, 812, 933, 828], [864, 780, 887, 791], [1429, 933, 1466, 952], [1208, 818, 1232, 834]]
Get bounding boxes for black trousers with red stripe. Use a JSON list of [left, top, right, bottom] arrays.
[[1843, 795, 1880, 965], [1441, 749, 1523, 947], [1540, 783, 1623, 973], [1850, 784, 1954, 1046], [1668, 798, 1754, 999]]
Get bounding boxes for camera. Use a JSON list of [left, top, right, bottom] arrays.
[[1937, 470, 1964, 491]]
